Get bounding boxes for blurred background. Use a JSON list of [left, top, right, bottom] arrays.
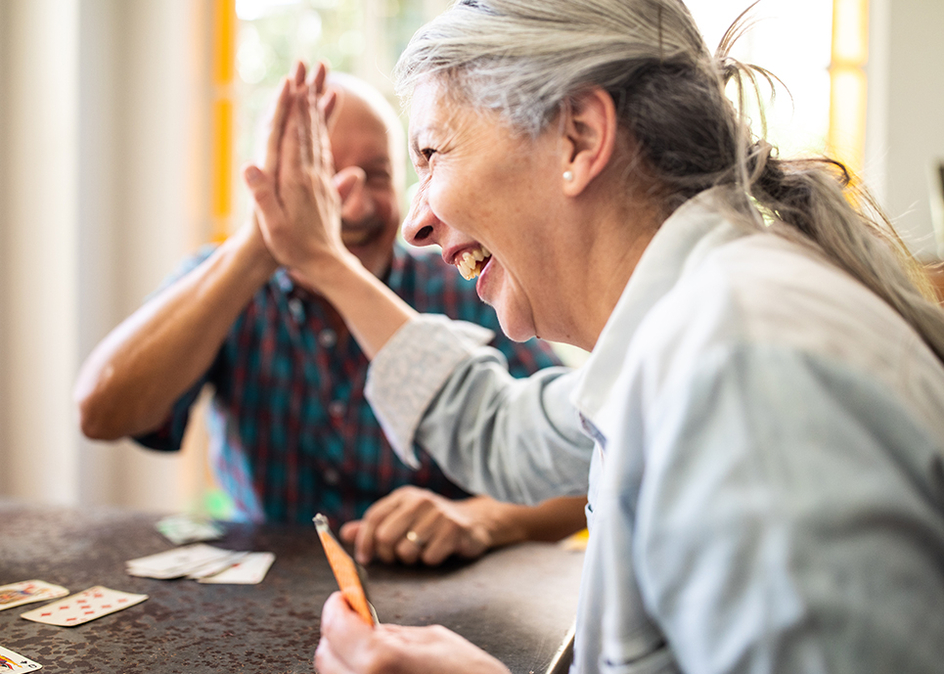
[[1, 0, 942, 516]]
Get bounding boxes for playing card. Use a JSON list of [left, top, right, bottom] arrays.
[[0, 580, 69, 612], [198, 552, 275, 584], [185, 551, 249, 579], [20, 587, 147, 627], [156, 514, 223, 545], [0, 645, 42, 672], [125, 544, 238, 579]]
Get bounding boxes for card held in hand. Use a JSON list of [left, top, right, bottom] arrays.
[[20, 586, 147, 627], [313, 514, 376, 625]]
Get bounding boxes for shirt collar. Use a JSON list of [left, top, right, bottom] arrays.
[[570, 186, 750, 424]]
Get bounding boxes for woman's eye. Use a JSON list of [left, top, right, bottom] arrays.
[[421, 148, 437, 161]]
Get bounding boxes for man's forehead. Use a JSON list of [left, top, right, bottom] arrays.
[[329, 114, 392, 173]]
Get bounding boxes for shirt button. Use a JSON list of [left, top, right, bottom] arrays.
[[328, 400, 346, 418], [323, 468, 340, 486], [318, 329, 337, 348], [288, 297, 305, 323]]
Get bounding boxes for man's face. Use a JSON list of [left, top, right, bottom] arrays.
[[327, 88, 401, 278]]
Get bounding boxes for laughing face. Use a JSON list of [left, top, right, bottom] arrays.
[[402, 80, 569, 343]]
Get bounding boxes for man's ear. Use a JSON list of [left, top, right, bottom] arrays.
[[559, 87, 618, 196]]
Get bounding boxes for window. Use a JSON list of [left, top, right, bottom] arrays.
[[230, 0, 449, 231]]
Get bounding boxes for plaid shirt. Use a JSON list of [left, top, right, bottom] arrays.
[[136, 242, 561, 527]]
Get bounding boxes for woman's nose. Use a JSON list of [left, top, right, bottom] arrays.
[[401, 179, 438, 247]]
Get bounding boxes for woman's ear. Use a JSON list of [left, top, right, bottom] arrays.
[[559, 87, 618, 196]]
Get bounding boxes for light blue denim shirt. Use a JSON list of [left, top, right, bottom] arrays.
[[367, 188, 944, 674]]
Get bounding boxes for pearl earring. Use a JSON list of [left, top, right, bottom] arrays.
[[563, 170, 574, 182]]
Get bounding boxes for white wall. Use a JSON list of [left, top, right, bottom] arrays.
[[0, 0, 212, 511], [1, 0, 82, 504], [865, 0, 944, 260]]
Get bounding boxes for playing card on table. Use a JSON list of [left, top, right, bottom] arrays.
[[125, 543, 238, 579], [20, 586, 147, 627], [0, 645, 42, 672], [156, 514, 223, 545], [0, 580, 69, 612], [198, 552, 275, 584], [185, 551, 249, 579]]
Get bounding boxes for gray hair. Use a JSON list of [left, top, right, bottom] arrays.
[[395, 0, 944, 364]]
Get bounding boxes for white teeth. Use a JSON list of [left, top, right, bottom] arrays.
[[456, 245, 491, 281]]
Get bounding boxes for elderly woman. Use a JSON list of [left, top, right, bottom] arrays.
[[245, 1, 944, 672]]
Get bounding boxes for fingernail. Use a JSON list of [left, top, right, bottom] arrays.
[[245, 166, 262, 186]]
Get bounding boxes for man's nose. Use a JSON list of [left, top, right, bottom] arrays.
[[401, 179, 438, 247], [335, 166, 375, 223]]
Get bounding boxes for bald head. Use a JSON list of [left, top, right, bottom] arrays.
[[324, 74, 405, 277]]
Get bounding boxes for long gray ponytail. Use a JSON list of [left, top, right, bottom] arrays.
[[395, 0, 944, 364]]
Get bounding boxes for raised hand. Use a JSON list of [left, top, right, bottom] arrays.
[[243, 61, 354, 289]]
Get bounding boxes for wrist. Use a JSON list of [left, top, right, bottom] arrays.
[[292, 247, 366, 298], [227, 222, 280, 284], [461, 497, 528, 549]]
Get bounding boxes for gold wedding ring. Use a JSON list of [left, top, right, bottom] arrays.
[[405, 530, 425, 547]]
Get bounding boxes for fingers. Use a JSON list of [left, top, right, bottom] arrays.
[[346, 487, 493, 568], [371, 490, 439, 565], [293, 60, 307, 87], [339, 519, 361, 545], [294, 81, 316, 169], [307, 61, 335, 175], [243, 164, 279, 222], [352, 494, 403, 565], [400, 508, 457, 566], [334, 167, 364, 204], [310, 60, 327, 96], [321, 88, 339, 127], [263, 78, 292, 179], [316, 592, 377, 674], [335, 166, 372, 224]]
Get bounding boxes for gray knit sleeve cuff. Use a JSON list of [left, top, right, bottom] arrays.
[[365, 315, 494, 469]]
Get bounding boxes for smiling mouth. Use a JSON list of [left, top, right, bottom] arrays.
[[340, 217, 384, 248], [456, 245, 491, 280]]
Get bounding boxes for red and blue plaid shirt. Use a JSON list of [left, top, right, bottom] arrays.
[[136, 242, 561, 527]]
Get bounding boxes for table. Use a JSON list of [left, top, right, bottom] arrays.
[[0, 501, 584, 673]]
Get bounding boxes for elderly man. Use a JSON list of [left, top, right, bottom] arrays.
[[74, 71, 585, 566]]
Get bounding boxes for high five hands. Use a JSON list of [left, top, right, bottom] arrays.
[[243, 61, 361, 291]]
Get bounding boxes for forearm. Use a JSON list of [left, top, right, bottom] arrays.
[[462, 495, 588, 548], [294, 252, 417, 360], [75, 227, 277, 439]]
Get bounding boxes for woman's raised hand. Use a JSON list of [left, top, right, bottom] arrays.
[[243, 61, 356, 289]]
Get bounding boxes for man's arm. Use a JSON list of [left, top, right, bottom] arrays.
[[75, 68, 307, 442], [74, 223, 278, 440]]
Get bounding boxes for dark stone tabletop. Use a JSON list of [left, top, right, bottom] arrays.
[[0, 501, 583, 673]]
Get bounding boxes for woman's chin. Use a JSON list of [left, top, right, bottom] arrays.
[[493, 302, 537, 343], [477, 259, 537, 341]]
